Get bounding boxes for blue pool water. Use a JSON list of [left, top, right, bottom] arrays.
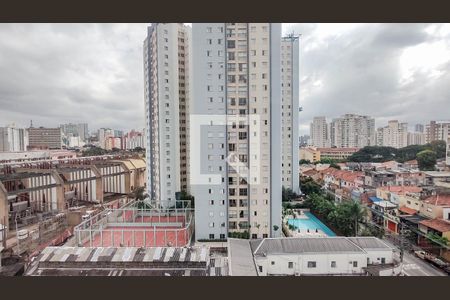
[[287, 212, 336, 236]]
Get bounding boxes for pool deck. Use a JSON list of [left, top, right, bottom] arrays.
[[284, 209, 336, 237]]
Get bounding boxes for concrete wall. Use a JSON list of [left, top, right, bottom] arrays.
[[255, 253, 368, 276]]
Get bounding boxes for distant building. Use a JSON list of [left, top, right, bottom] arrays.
[[60, 123, 89, 142], [425, 121, 450, 143], [299, 135, 310, 147], [299, 147, 321, 163], [415, 124, 424, 133], [318, 147, 360, 161], [98, 128, 114, 149], [105, 136, 122, 150], [28, 127, 62, 150], [123, 130, 145, 150], [407, 131, 426, 146], [376, 120, 408, 149], [310, 116, 329, 148], [330, 114, 376, 148], [446, 131, 450, 166], [0, 124, 28, 152]]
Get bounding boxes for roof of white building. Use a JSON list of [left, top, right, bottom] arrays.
[[347, 237, 394, 251], [228, 239, 258, 276], [251, 237, 366, 256]]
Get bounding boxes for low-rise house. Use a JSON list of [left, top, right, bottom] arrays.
[[420, 194, 450, 220], [365, 170, 396, 188], [424, 171, 450, 188], [228, 237, 399, 276]]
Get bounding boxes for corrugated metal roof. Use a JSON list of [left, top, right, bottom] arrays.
[[253, 237, 365, 255], [36, 246, 208, 264], [347, 237, 393, 250], [228, 239, 258, 276]]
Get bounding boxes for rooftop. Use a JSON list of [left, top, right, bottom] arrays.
[[228, 239, 258, 276], [423, 194, 450, 206], [379, 186, 423, 195], [251, 237, 366, 256], [398, 206, 418, 215], [347, 237, 394, 250], [26, 246, 211, 276], [420, 219, 450, 233]]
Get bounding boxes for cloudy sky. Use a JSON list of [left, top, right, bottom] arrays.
[[0, 23, 449, 135]]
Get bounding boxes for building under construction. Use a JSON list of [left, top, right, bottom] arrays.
[[0, 154, 147, 246]]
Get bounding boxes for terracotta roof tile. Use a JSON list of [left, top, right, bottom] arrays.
[[419, 219, 450, 233]]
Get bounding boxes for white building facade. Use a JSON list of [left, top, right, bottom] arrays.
[[330, 114, 376, 148], [191, 23, 282, 240], [310, 116, 329, 148], [281, 35, 300, 194], [376, 120, 408, 148], [144, 23, 191, 207], [0, 125, 28, 152]]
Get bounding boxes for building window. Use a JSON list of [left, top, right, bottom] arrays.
[[307, 261, 316, 268], [258, 266, 263, 272], [271, 261, 275, 265], [331, 261, 336, 268], [209, 234, 214, 239], [288, 262, 294, 269], [353, 261, 358, 267], [220, 234, 225, 239]]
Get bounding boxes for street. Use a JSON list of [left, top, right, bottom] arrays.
[[382, 238, 447, 276], [400, 251, 447, 276]]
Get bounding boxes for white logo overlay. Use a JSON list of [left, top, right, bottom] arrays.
[[190, 114, 261, 185]]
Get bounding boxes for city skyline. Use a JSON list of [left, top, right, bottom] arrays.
[[1, 24, 450, 134]]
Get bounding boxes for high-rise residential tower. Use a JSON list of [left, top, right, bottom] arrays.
[[376, 120, 408, 148], [330, 114, 375, 148], [425, 121, 450, 143], [144, 23, 191, 207], [310, 116, 329, 148], [191, 23, 282, 240], [0, 124, 29, 152], [281, 35, 300, 194]]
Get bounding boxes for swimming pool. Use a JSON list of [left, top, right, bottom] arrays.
[[287, 211, 336, 236]]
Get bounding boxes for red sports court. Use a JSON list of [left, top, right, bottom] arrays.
[[74, 203, 194, 248]]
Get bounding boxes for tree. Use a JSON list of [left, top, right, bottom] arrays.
[[132, 186, 150, 209], [282, 186, 298, 202], [417, 150, 437, 171], [273, 225, 279, 232], [300, 159, 311, 165], [428, 140, 447, 159]]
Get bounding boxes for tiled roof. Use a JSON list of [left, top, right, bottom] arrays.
[[379, 185, 422, 195], [420, 219, 450, 233], [423, 194, 450, 207], [398, 206, 418, 215]]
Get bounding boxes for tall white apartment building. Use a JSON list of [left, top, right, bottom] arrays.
[[407, 131, 426, 146], [0, 124, 29, 152], [191, 23, 282, 240], [376, 120, 408, 148], [281, 35, 300, 194], [330, 114, 375, 148], [310, 116, 329, 148], [98, 128, 114, 149], [144, 23, 191, 207]]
